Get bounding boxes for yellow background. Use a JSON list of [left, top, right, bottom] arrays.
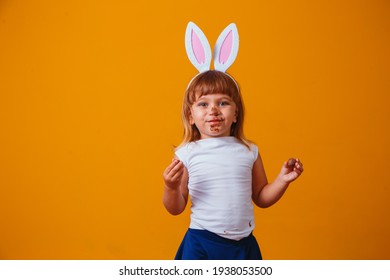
[[1, 0, 389, 259]]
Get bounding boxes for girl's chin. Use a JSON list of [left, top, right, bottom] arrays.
[[200, 130, 230, 139]]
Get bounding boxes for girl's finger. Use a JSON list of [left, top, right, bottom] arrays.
[[294, 168, 302, 176], [171, 167, 184, 181], [164, 159, 180, 174], [167, 161, 184, 176]]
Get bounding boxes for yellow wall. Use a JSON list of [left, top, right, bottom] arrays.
[[1, 0, 389, 259]]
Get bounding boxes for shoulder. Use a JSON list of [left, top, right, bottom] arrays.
[[249, 143, 259, 161], [175, 142, 195, 154], [174, 142, 196, 166]]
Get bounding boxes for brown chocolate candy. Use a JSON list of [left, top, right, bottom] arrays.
[[287, 158, 296, 168]]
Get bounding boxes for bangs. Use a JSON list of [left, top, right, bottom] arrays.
[[187, 71, 239, 103]]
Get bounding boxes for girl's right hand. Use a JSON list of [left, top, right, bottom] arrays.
[[163, 159, 184, 190]]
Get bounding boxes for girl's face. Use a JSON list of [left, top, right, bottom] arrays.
[[190, 93, 237, 139]]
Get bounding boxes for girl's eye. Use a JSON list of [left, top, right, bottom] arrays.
[[197, 102, 208, 107], [219, 101, 230, 106]]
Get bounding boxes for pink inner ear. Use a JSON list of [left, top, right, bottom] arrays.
[[191, 30, 205, 64], [219, 30, 233, 64]]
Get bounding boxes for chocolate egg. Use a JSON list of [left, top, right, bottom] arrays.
[[287, 158, 296, 167]]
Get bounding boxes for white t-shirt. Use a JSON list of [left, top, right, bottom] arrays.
[[175, 136, 258, 240]]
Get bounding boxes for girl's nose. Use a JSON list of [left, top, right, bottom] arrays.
[[209, 105, 220, 115]]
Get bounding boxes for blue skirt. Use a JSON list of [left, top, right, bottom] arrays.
[[175, 229, 262, 260]]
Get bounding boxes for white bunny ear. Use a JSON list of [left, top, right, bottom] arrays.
[[185, 22, 212, 73], [214, 23, 239, 72]]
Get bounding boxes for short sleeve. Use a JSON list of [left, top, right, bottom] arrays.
[[250, 143, 259, 162], [175, 145, 189, 167]]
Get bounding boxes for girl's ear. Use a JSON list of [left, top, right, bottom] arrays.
[[185, 22, 212, 73], [214, 23, 239, 73], [188, 111, 195, 125]]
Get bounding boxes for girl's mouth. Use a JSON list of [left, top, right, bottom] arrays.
[[207, 118, 224, 124], [208, 119, 223, 132]]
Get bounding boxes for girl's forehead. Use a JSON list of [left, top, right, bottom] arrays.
[[194, 92, 232, 100]]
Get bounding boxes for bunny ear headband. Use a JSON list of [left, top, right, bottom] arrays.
[[185, 21, 239, 85]]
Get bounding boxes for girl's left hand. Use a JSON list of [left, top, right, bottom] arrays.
[[278, 158, 304, 184]]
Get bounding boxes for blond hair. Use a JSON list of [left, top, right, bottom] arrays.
[[177, 70, 251, 149]]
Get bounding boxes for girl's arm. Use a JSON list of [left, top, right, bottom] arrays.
[[162, 159, 189, 215], [252, 154, 303, 208]]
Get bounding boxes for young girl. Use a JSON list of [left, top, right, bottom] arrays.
[[163, 22, 303, 260]]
